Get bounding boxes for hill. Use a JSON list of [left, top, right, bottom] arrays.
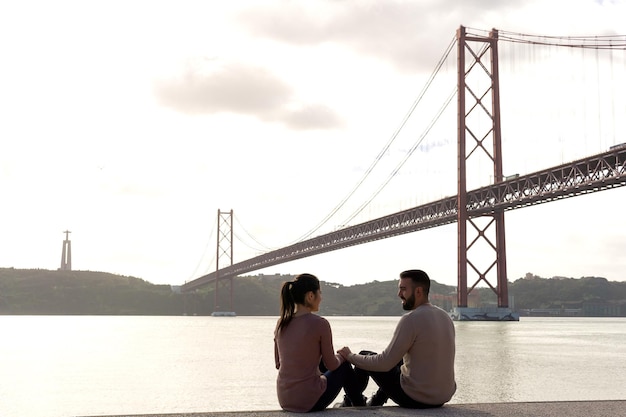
[[0, 268, 456, 315], [0, 268, 625, 316], [0, 268, 180, 315]]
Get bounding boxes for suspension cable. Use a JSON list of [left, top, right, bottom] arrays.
[[340, 86, 458, 226], [187, 219, 216, 281], [233, 230, 269, 254], [289, 34, 458, 243], [233, 214, 274, 251], [477, 28, 626, 49]]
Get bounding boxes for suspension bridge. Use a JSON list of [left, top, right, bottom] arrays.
[[181, 26, 626, 319]]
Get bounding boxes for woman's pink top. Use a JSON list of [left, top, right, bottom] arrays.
[[274, 313, 342, 412]]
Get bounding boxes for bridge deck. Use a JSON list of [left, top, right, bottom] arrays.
[[82, 400, 625, 417], [183, 146, 626, 292]]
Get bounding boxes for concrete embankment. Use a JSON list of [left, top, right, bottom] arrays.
[[81, 400, 626, 417]]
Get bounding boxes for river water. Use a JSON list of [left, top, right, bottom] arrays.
[[0, 316, 624, 417]]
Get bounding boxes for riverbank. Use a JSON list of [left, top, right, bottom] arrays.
[[82, 400, 626, 417]]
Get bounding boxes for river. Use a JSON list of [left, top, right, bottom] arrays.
[[0, 316, 624, 416]]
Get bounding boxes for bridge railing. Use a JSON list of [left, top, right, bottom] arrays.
[[468, 147, 626, 214]]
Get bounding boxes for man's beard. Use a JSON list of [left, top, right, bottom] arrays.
[[402, 293, 415, 310]]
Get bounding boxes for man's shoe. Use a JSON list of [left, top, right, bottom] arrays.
[[333, 395, 352, 408], [366, 391, 388, 406], [351, 395, 367, 407], [334, 395, 367, 407]]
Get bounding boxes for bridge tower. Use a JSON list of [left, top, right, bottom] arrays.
[[59, 230, 72, 271], [214, 209, 235, 315], [456, 26, 511, 313]]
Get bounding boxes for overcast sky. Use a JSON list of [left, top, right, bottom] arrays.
[[1, 0, 625, 288]]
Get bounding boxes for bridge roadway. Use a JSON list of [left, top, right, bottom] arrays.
[[182, 147, 626, 292]]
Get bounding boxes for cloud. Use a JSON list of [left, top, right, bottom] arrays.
[[282, 103, 344, 130], [237, 0, 624, 73], [153, 58, 343, 130], [153, 58, 291, 113], [236, 0, 518, 72]]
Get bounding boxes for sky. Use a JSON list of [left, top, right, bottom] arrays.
[[0, 0, 625, 288]]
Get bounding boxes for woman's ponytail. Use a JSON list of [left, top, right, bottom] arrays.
[[276, 274, 320, 332], [277, 281, 295, 332]]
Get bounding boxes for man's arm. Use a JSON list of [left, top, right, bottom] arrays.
[[339, 315, 413, 371]]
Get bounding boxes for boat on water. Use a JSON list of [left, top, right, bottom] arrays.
[[211, 311, 237, 317], [450, 307, 519, 321]]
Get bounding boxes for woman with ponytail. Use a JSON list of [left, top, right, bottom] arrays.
[[273, 273, 366, 412]]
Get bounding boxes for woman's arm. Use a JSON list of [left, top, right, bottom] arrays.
[[274, 338, 280, 370], [319, 319, 343, 371]]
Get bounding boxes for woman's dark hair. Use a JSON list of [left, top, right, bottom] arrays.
[[399, 269, 431, 295], [276, 273, 320, 332]]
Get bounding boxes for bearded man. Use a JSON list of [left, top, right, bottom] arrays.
[[337, 269, 456, 408]]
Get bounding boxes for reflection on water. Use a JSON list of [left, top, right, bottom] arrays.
[[454, 318, 626, 404], [0, 316, 624, 417], [455, 321, 517, 403]]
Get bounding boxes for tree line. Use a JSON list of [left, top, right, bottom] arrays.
[[0, 268, 624, 316]]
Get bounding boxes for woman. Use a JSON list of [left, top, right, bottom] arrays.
[[274, 273, 366, 412]]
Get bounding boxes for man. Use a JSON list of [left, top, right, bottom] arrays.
[[337, 269, 456, 408]]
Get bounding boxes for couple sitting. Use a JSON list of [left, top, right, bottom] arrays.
[[273, 270, 456, 412]]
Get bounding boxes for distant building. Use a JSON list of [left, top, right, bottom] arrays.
[[582, 301, 625, 317]]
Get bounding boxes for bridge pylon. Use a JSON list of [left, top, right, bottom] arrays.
[[214, 209, 235, 315], [456, 26, 512, 316]]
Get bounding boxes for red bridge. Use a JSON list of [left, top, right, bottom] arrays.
[[181, 27, 626, 318]]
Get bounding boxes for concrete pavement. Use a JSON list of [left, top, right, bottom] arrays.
[[81, 400, 626, 417]]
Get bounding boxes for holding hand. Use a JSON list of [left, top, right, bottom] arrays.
[[337, 346, 352, 360]]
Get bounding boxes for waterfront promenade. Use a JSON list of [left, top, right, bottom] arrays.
[[85, 400, 625, 417]]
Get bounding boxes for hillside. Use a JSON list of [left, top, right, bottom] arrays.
[[0, 268, 625, 316], [0, 268, 180, 315]]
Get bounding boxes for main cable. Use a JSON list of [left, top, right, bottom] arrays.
[[233, 214, 274, 252], [289, 35, 458, 244], [339, 86, 457, 226], [492, 29, 626, 49], [187, 219, 217, 281]]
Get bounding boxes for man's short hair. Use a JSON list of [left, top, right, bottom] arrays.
[[400, 269, 430, 295]]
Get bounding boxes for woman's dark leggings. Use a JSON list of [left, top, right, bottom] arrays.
[[309, 361, 368, 411]]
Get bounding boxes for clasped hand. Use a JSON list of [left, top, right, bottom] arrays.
[[337, 346, 352, 359]]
